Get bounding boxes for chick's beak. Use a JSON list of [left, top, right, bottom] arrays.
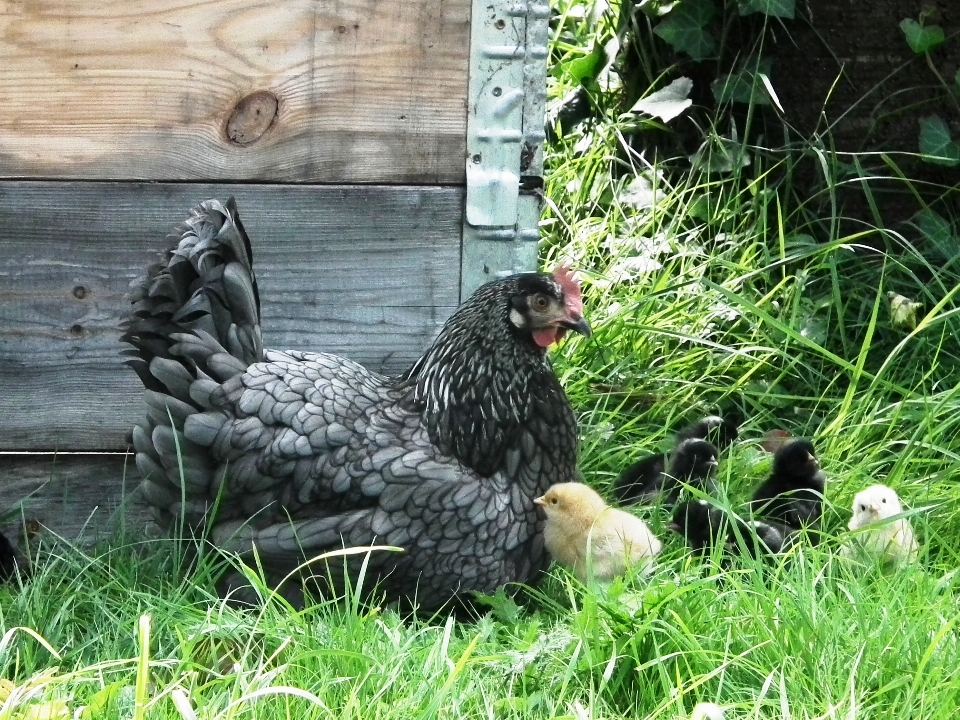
[[666, 522, 681, 534], [533, 496, 545, 506]]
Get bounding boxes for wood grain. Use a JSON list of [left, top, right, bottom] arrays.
[[0, 454, 151, 551], [0, 181, 463, 450], [0, 0, 470, 183]]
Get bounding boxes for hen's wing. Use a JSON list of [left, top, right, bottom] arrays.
[[166, 348, 542, 603]]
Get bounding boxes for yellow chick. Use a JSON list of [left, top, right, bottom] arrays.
[[842, 484, 919, 568], [534, 482, 662, 581]]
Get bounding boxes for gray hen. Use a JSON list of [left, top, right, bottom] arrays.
[[121, 198, 590, 609]]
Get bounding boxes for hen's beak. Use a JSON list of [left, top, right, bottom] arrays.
[[533, 496, 545, 506], [562, 314, 592, 337]]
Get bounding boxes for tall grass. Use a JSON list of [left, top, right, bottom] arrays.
[[3, 0, 960, 717]]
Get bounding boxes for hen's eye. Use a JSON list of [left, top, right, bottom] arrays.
[[531, 294, 549, 311]]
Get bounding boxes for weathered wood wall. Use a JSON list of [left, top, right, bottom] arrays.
[[0, 0, 479, 544], [0, 182, 463, 451], [0, 0, 470, 183]]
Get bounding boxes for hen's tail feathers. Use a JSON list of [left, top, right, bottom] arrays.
[[121, 198, 262, 527]]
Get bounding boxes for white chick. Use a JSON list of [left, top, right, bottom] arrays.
[[689, 703, 725, 720], [534, 482, 662, 582], [842, 484, 918, 568]]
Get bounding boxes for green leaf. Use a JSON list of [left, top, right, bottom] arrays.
[[900, 18, 945, 54], [653, 0, 717, 61], [918, 115, 960, 166], [471, 586, 522, 624], [562, 43, 606, 83], [739, 0, 795, 19], [630, 77, 694, 121], [913, 207, 960, 261], [955, 67, 960, 88], [712, 60, 773, 105]]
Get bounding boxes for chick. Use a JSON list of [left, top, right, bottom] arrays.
[[0, 531, 26, 582], [689, 703, 725, 720], [613, 416, 736, 506], [614, 438, 719, 506], [842, 484, 919, 568], [535, 483, 662, 581], [676, 415, 739, 451], [612, 451, 666, 505], [668, 500, 728, 555], [669, 500, 793, 557], [749, 438, 825, 543]]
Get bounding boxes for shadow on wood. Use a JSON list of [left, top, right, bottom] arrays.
[[0, 453, 150, 554]]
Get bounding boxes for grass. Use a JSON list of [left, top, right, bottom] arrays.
[[4, 1, 960, 718]]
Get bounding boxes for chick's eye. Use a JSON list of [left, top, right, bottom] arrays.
[[860, 504, 866, 512], [550, 498, 558, 505], [531, 294, 549, 311]]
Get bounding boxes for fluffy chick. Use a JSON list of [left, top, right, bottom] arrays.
[[669, 500, 792, 557], [689, 703, 725, 720], [614, 438, 719, 506], [668, 500, 728, 555], [0, 531, 27, 582], [842, 484, 918, 568], [535, 483, 661, 581], [749, 438, 825, 543], [676, 415, 739, 451], [613, 416, 736, 506]]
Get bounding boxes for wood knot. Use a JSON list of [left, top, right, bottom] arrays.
[[225, 91, 278, 146], [72, 285, 87, 299]]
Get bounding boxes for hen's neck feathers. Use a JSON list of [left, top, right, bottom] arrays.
[[398, 279, 578, 483]]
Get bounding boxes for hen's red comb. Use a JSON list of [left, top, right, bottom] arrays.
[[553, 265, 583, 314]]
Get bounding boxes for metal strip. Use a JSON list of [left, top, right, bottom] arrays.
[[460, 0, 549, 299]]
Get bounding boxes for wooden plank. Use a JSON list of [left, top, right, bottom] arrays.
[[0, 0, 469, 183], [0, 454, 150, 552], [0, 181, 463, 450]]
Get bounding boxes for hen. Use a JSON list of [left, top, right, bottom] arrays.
[[121, 198, 590, 609]]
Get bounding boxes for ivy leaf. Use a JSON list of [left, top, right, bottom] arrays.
[[713, 59, 773, 105], [913, 207, 960, 261], [955, 67, 960, 89], [630, 77, 694, 121], [887, 292, 923, 331], [689, 127, 751, 173], [653, 0, 717, 61], [918, 116, 960, 166], [739, 0, 795, 19], [562, 42, 606, 83], [900, 18, 945, 54]]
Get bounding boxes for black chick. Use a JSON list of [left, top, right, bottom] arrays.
[[668, 500, 728, 555], [670, 500, 794, 558], [614, 438, 718, 506], [749, 438, 825, 543], [676, 415, 739, 451], [0, 531, 26, 582], [613, 416, 736, 505]]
